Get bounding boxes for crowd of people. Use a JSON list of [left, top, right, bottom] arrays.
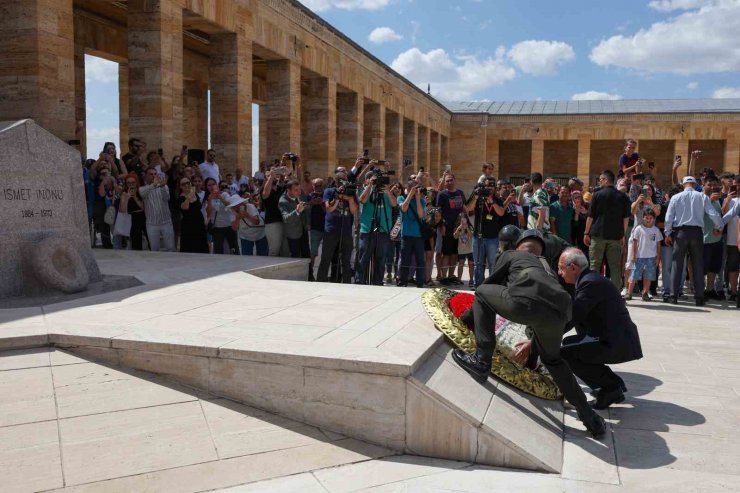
[[82, 138, 740, 308]]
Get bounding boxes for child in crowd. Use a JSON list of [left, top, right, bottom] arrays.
[[453, 212, 475, 288], [626, 209, 662, 301]]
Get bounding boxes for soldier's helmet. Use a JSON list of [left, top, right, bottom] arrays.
[[498, 225, 522, 252], [516, 228, 547, 252]]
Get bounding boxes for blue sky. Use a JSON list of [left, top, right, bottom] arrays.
[[84, 0, 740, 159]]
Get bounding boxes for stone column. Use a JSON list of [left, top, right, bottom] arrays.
[[577, 136, 591, 184], [417, 125, 430, 172], [674, 139, 689, 175], [430, 131, 441, 177], [266, 59, 301, 160], [385, 111, 403, 176], [403, 118, 418, 176], [183, 79, 208, 151], [487, 136, 499, 178], [441, 135, 449, 165], [210, 29, 253, 172], [0, 0, 76, 143], [119, 63, 129, 155], [127, 0, 183, 159], [724, 137, 740, 173], [73, 25, 86, 156], [363, 100, 385, 159], [336, 91, 363, 167], [531, 139, 545, 175], [301, 77, 336, 177]]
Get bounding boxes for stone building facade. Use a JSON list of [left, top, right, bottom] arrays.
[[0, 0, 738, 191]]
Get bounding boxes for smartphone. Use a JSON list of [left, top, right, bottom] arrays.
[[363, 149, 369, 157], [376, 160, 387, 165], [157, 148, 163, 157], [731, 185, 739, 194], [648, 162, 655, 170], [675, 155, 682, 161], [444, 164, 452, 172]]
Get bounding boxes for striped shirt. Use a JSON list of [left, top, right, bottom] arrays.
[[139, 184, 172, 225]]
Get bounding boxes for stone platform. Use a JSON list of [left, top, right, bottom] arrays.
[[1, 250, 739, 491], [0, 250, 565, 475]]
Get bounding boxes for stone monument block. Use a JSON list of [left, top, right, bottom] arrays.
[[0, 119, 102, 298]]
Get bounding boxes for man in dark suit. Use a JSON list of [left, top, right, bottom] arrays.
[[453, 230, 607, 438], [558, 247, 643, 409]]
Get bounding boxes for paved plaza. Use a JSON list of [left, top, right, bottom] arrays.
[[0, 251, 738, 492]]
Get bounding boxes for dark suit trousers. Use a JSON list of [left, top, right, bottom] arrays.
[[561, 334, 624, 392], [671, 226, 704, 300], [473, 285, 590, 413]]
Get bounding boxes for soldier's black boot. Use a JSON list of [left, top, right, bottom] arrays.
[[578, 408, 607, 439], [452, 349, 490, 384], [592, 388, 625, 410]]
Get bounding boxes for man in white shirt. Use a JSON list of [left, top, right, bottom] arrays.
[[199, 149, 220, 183], [721, 180, 739, 307], [664, 176, 722, 306]]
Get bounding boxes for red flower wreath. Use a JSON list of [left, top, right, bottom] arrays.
[[448, 292, 474, 319]]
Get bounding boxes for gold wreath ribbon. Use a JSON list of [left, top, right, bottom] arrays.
[[421, 287, 562, 401]]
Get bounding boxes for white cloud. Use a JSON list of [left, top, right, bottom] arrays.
[[686, 81, 699, 90], [301, 0, 390, 12], [648, 0, 710, 12], [571, 91, 623, 101], [368, 27, 403, 44], [85, 55, 118, 84], [712, 86, 740, 98], [590, 1, 740, 75], [391, 47, 515, 100], [507, 40, 575, 76], [86, 127, 120, 159]]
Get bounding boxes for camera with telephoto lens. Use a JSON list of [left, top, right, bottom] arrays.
[[286, 153, 298, 162]]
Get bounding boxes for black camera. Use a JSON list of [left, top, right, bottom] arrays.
[[403, 159, 413, 166], [474, 183, 491, 198], [367, 168, 396, 187], [287, 153, 298, 162], [417, 186, 428, 195], [336, 180, 358, 198]]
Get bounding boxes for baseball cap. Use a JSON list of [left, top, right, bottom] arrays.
[[682, 176, 697, 185]]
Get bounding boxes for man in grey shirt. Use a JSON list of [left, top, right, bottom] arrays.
[[279, 180, 309, 258], [139, 168, 175, 252], [664, 176, 722, 306]]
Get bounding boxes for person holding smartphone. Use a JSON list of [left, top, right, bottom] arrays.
[[279, 179, 310, 259]]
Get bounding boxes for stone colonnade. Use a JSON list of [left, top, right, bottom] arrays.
[[452, 114, 740, 190], [0, 0, 450, 180]]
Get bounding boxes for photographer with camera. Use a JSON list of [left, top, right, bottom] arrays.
[[436, 173, 466, 283], [317, 168, 359, 283], [397, 178, 427, 288], [466, 177, 507, 287], [279, 180, 310, 259], [262, 155, 295, 256], [356, 162, 398, 285]]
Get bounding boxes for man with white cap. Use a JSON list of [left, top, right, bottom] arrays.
[[664, 176, 722, 306]]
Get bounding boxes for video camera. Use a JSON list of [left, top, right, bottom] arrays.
[[334, 180, 358, 199], [473, 182, 492, 198], [366, 168, 396, 187]]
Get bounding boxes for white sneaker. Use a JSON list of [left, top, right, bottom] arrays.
[[620, 287, 628, 297]]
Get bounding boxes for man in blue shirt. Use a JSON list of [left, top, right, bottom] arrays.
[[356, 169, 398, 285], [664, 176, 722, 306], [316, 169, 358, 284], [397, 178, 427, 287]]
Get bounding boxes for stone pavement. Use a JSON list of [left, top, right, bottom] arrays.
[[0, 249, 738, 491]]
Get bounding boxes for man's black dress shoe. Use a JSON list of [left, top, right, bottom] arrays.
[[578, 409, 607, 439], [451, 349, 490, 384], [669, 296, 678, 305], [592, 388, 625, 410]]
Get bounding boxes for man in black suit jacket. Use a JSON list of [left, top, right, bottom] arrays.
[[558, 247, 643, 409]]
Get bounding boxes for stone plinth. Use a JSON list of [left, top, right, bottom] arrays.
[[0, 120, 101, 298]]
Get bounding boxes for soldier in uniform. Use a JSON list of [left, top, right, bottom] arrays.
[[453, 229, 607, 438]]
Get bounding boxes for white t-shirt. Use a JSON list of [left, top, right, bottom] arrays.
[[630, 224, 663, 258], [199, 161, 220, 183], [237, 203, 266, 241]]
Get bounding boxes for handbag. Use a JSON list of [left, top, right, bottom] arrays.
[[103, 205, 116, 225], [113, 211, 132, 237]]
